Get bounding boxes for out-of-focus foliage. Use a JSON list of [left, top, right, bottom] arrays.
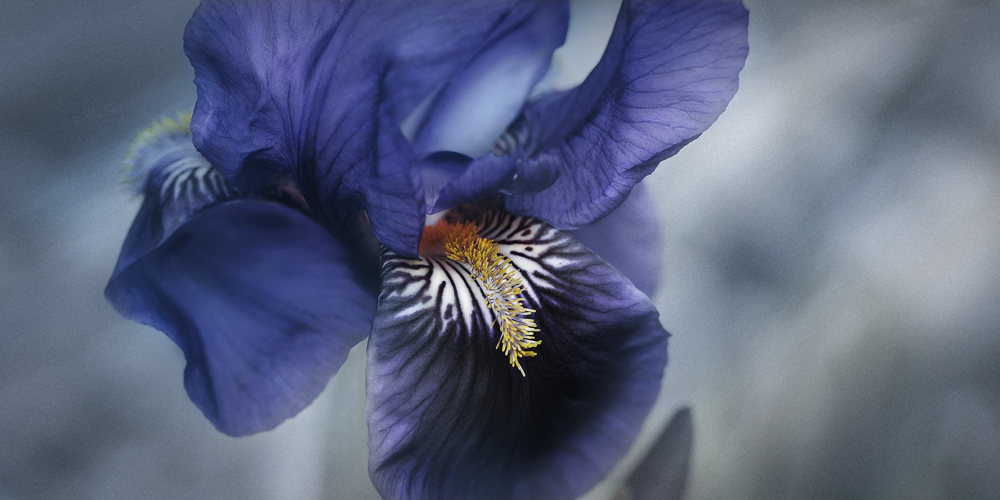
[[613, 407, 693, 500]]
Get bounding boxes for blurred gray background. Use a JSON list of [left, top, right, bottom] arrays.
[[2, 0, 998, 499]]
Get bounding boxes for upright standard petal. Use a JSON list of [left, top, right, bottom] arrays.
[[503, 0, 749, 228], [184, 0, 569, 256], [106, 117, 377, 436], [409, 1, 568, 158], [367, 204, 668, 500]]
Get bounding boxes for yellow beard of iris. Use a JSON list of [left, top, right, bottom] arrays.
[[123, 113, 193, 174], [421, 221, 541, 376]]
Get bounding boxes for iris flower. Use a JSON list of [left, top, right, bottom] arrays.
[[106, 1, 747, 499]]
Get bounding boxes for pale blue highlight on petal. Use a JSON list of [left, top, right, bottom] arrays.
[[410, 2, 569, 158], [530, 0, 622, 98]]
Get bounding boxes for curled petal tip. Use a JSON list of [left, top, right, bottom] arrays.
[[505, 0, 749, 228]]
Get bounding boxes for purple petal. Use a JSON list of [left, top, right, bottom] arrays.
[[183, 0, 568, 256], [367, 206, 668, 500], [504, 0, 749, 228], [569, 181, 663, 297], [410, 1, 568, 158], [107, 201, 377, 436], [106, 128, 377, 436], [424, 147, 562, 215], [424, 151, 518, 213]]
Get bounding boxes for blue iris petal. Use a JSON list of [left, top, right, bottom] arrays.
[[409, 1, 568, 158], [106, 131, 377, 436], [108, 202, 376, 436], [367, 208, 668, 500], [569, 181, 663, 298], [422, 149, 562, 215], [184, 0, 569, 257], [503, 0, 749, 229], [423, 151, 518, 214]]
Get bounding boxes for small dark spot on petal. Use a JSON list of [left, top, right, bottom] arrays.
[[525, 246, 534, 252], [444, 304, 454, 320]]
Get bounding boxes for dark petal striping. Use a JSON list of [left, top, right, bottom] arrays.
[[368, 209, 668, 500]]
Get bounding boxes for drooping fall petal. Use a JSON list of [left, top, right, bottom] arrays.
[[106, 120, 376, 435], [366, 205, 668, 500]]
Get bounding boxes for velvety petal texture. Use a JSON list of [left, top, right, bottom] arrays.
[[367, 205, 668, 500], [503, 0, 750, 229], [184, 0, 569, 256], [569, 181, 663, 297], [106, 123, 376, 436]]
